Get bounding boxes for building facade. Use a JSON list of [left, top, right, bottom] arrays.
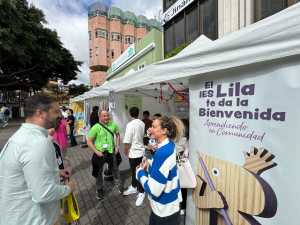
[[88, 3, 161, 87], [106, 28, 163, 80], [162, 0, 299, 57]]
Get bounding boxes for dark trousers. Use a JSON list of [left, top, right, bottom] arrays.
[[129, 157, 144, 193], [149, 211, 179, 225], [69, 127, 77, 146], [92, 152, 119, 191], [181, 188, 187, 210]]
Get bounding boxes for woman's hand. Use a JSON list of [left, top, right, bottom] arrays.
[[137, 157, 149, 171]]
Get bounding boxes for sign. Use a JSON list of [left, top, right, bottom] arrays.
[[71, 102, 85, 136], [161, 0, 195, 25], [188, 58, 300, 225], [111, 44, 135, 72]]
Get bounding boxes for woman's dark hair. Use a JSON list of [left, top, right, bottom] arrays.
[[153, 113, 162, 118], [92, 106, 99, 112], [24, 94, 55, 118], [68, 109, 73, 114], [156, 116, 184, 142], [143, 110, 150, 117]]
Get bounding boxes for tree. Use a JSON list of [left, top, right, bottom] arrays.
[[68, 84, 90, 97], [0, 0, 81, 90]]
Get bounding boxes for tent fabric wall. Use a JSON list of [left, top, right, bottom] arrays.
[[109, 92, 184, 171]]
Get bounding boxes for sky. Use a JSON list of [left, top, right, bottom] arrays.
[[28, 0, 162, 85]]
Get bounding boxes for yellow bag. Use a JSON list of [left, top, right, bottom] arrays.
[[61, 193, 80, 224]]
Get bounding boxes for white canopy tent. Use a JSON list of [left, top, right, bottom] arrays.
[[70, 4, 300, 225]]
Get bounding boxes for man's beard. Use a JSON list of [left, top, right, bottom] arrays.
[[44, 117, 60, 129]]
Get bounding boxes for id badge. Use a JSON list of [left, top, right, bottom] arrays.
[[102, 144, 108, 149]]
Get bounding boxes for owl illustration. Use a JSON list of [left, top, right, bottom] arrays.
[[192, 147, 277, 225]]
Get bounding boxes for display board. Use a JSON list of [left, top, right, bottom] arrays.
[[187, 56, 300, 225]]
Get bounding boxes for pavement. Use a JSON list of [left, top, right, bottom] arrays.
[[0, 120, 185, 225]]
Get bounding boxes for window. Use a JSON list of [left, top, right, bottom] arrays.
[[88, 31, 91, 40], [95, 47, 99, 56], [124, 35, 135, 44], [111, 32, 121, 41], [89, 49, 92, 58], [186, 5, 198, 43], [202, 0, 218, 40], [95, 28, 108, 39], [174, 16, 185, 47], [107, 49, 110, 58], [111, 49, 115, 59], [255, 0, 287, 21], [163, 0, 218, 55], [138, 64, 145, 70], [164, 0, 177, 11], [164, 23, 174, 54]]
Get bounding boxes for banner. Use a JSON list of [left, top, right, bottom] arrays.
[[71, 102, 85, 136], [188, 57, 300, 225]]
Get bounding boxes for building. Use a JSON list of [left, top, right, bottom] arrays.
[[88, 2, 161, 87], [106, 28, 163, 80], [162, 0, 299, 57]]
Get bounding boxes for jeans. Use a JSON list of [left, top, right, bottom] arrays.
[[69, 127, 77, 146]]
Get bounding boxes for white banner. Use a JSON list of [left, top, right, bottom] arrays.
[[188, 57, 300, 225]]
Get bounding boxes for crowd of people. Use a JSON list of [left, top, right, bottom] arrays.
[[0, 94, 190, 225]]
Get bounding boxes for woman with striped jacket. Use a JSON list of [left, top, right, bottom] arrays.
[[136, 116, 184, 225]]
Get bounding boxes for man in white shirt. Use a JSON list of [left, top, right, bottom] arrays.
[[0, 94, 76, 225], [123, 107, 146, 206]]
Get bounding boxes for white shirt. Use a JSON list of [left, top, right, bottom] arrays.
[[0, 123, 70, 225], [123, 118, 145, 158]]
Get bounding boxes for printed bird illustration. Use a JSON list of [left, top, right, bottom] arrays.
[[192, 147, 277, 225]]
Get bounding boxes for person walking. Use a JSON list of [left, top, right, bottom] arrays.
[[123, 107, 146, 206], [142, 110, 153, 145], [52, 117, 68, 157], [136, 116, 184, 225], [0, 94, 76, 225], [89, 106, 99, 128], [67, 108, 77, 146], [86, 110, 121, 201]]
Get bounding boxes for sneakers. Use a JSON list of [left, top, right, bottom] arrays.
[[180, 209, 185, 215], [123, 185, 137, 196], [135, 192, 145, 206], [96, 189, 104, 201]]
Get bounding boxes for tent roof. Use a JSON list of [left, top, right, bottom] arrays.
[[72, 3, 300, 102]]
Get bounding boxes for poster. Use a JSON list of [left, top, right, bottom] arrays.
[[71, 102, 85, 136], [188, 57, 300, 225]]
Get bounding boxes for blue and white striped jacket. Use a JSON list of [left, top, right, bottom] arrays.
[[136, 139, 181, 217]]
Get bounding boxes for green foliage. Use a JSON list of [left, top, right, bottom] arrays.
[[0, 0, 81, 90], [164, 42, 189, 59], [68, 84, 90, 97]]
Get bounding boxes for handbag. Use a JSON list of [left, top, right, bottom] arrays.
[[61, 193, 80, 224], [177, 155, 197, 188]]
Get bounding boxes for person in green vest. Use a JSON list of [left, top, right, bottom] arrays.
[[87, 109, 121, 201]]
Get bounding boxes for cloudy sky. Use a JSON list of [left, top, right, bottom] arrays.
[[28, 0, 162, 85]]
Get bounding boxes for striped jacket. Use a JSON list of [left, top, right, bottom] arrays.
[[136, 139, 181, 217]]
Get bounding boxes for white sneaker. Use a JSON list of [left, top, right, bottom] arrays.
[[135, 192, 145, 206], [123, 185, 137, 196], [180, 209, 185, 215]]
